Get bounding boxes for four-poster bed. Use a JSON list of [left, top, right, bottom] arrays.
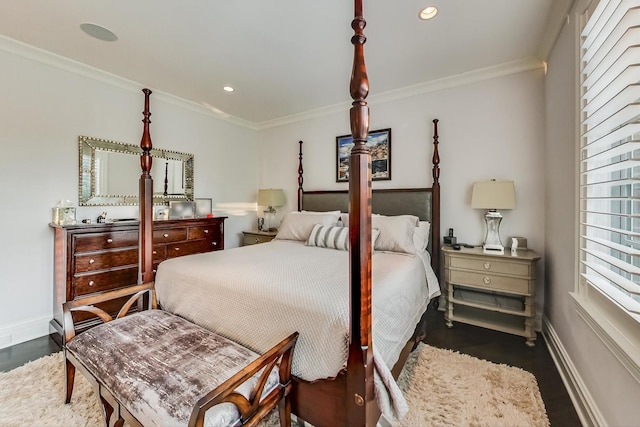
[[149, 1, 442, 425], [64, 1, 443, 426]]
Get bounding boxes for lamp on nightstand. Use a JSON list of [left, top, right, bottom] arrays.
[[471, 180, 516, 254], [257, 188, 285, 232]]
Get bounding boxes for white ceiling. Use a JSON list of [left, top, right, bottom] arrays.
[[0, 0, 556, 126]]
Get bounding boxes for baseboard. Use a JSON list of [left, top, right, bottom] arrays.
[[542, 316, 605, 426], [0, 316, 50, 350]]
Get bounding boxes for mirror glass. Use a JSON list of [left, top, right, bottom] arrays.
[[79, 136, 194, 206]]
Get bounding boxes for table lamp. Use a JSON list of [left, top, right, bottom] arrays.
[[471, 180, 516, 254], [257, 188, 286, 232]]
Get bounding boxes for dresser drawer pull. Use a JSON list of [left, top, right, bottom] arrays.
[[163, 233, 169, 238], [483, 262, 491, 270], [89, 280, 95, 287], [204, 229, 209, 234], [89, 259, 95, 264], [255, 238, 260, 243], [212, 241, 218, 246], [107, 238, 113, 243], [152, 251, 157, 255], [174, 247, 180, 251], [483, 276, 491, 285]]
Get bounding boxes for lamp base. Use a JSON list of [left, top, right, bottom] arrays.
[[483, 243, 505, 254], [264, 206, 277, 233], [482, 210, 504, 254]]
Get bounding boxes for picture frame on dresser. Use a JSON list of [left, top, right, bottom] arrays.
[[336, 128, 391, 182]]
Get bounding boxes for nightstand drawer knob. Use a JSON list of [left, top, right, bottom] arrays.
[[89, 259, 95, 264], [204, 229, 209, 234], [152, 251, 157, 255], [107, 238, 113, 243], [174, 247, 180, 251], [89, 280, 95, 287], [212, 241, 218, 246], [163, 233, 169, 238], [483, 262, 491, 270], [255, 238, 260, 243], [483, 276, 491, 285]]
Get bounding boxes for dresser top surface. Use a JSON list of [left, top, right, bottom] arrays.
[[50, 216, 227, 231]]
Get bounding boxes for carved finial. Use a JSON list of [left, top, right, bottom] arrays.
[[298, 141, 304, 211], [350, 5, 369, 155], [432, 119, 440, 185], [140, 88, 153, 177]]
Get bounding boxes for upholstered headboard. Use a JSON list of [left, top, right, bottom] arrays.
[[301, 188, 433, 222]]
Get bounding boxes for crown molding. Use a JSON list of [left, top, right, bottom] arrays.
[[256, 57, 544, 130], [0, 35, 543, 132], [0, 35, 259, 130]]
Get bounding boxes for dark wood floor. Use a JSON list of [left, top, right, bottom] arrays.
[[1, 311, 581, 426]]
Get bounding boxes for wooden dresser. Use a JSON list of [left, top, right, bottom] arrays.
[[442, 246, 540, 346], [50, 217, 226, 338]]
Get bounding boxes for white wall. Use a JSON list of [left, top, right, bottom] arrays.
[[258, 68, 547, 325], [544, 10, 640, 426], [0, 41, 259, 348]]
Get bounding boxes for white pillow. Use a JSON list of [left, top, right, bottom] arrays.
[[413, 221, 431, 252], [340, 213, 419, 254], [372, 215, 418, 254], [306, 224, 380, 251], [274, 211, 341, 241]]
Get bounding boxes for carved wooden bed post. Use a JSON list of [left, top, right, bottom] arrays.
[[431, 119, 441, 278], [346, 0, 375, 425], [297, 140, 304, 212], [139, 88, 154, 284]]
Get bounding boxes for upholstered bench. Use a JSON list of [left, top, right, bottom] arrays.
[[62, 283, 298, 427]]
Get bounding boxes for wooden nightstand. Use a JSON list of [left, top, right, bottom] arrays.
[[442, 246, 540, 346], [242, 230, 277, 246]]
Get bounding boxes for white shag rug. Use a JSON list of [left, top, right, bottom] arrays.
[[0, 343, 548, 427]]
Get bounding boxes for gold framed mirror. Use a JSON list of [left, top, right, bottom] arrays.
[[78, 136, 194, 206]]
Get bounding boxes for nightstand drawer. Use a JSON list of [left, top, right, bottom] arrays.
[[450, 256, 530, 277], [449, 270, 530, 294], [242, 230, 277, 246]]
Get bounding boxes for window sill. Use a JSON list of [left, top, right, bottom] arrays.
[[571, 291, 640, 383]]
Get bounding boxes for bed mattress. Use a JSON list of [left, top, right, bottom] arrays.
[[155, 240, 440, 382]]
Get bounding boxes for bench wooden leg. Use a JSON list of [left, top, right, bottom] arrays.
[[99, 394, 115, 427], [278, 396, 291, 427], [64, 357, 75, 404]]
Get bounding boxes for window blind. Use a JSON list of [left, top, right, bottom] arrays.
[[580, 0, 640, 319]]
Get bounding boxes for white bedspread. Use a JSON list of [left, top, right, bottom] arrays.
[[155, 240, 440, 383]]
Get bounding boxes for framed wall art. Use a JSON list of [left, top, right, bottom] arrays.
[[336, 128, 391, 182]]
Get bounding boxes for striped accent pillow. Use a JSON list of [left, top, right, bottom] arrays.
[[305, 224, 380, 251]]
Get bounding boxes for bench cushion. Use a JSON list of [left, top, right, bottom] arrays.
[[66, 309, 278, 426]]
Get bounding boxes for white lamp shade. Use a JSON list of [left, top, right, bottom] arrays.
[[257, 189, 286, 207], [471, 180, 516, 210]]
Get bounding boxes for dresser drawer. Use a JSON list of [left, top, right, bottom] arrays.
[[166, 239, 219, 258], [188, 225, 220, 240], [450, 256, 530, 277], [152, 244, 167, 261], [449, 270, 530, 294], [153, 228, 187, 243], [74, 267, 138, 297], [75, 248, 138, 272], [74, 231, 138, 252], [243, 233, 274, 245]]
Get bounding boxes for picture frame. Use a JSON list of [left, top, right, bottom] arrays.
[[168, 201, 195, 220], [336, 128, 391, 182], [195, 198, 213, 218]]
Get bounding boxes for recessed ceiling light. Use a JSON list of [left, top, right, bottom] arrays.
[[223, 86, 235, 93], [419, 6, 438, 20], [80, 23, 118, 42]]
